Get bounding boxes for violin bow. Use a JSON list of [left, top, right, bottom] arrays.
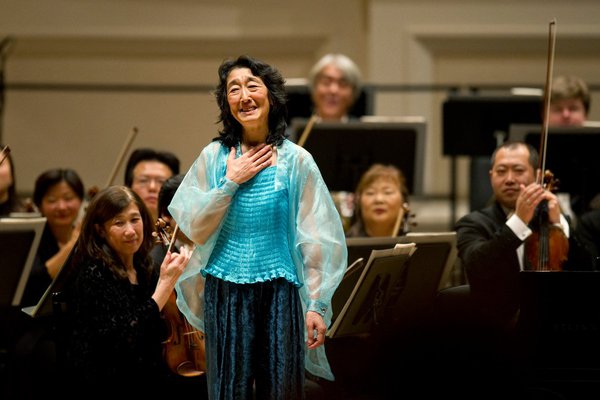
[[0, 144, 9, 166], [105, 126, 139, 187], [537, 18, 557, 184], [167, 224, 179, 253], [390, 202, 411, 237], [297, 114, 318, 148]]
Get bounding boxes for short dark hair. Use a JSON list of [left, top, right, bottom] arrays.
[[490, 141, 539, 170], [157, 174, 184, 218], [124, 148, 180, 187], [33, 168, 85, 208], [214, 55, 288, 148]]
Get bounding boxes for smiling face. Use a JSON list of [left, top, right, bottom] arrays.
[[226, 67, 270, 135], [359, 177, 404, 236], [311, 64, 355, 121], [101, 202, 144, 267], [40, 181, 83, 229]]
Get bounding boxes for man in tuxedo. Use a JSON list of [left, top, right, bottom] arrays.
[[450, 141, 595, 398], [456, 141, 592, 329]]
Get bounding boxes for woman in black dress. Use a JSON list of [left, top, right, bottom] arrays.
[[66, 185, 191, 395]]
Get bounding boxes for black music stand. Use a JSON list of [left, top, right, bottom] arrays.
[[328, 244, 416, 339], [337, 232, 458, 334], [519, 271, 600, 369], [510, 123, 600, 216], [289, 119, 426, 196], [0, 217, 46, 307], [442, 94, 542, 221], [391, 232, 458, 322]]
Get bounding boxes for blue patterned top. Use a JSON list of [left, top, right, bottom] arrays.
[[203, 166, 300, 286], [168, 139, 347, 381]]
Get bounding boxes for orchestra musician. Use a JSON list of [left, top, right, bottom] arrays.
[[168, 55, 347, 399], [308, 53, 363, 123], [124, 147, 180, 222], [547, 75, 595, 218], [288, 53, 363, 144], [10, 168, 84, 398], [65, 186, 191, 396], [150, 174, 207, 393], [325, 162, 413, 399], [449, 141, 594, 397], [149, 174, 194, 269], [345, 163, 411, 238], [547, 74, 590, 127], [0, 145, 29, 216], [21, 168, 85, 307]]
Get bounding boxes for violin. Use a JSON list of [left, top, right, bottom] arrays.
[[154, 219, 206, 377], [524, 170, 568, 271], [523, 19, 569, 271]]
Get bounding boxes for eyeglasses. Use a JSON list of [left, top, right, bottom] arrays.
[[316, 75, 351, 89], [132, 176, 167, 187]]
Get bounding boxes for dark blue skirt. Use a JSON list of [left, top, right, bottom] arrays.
[[204, 275, 305, 400]]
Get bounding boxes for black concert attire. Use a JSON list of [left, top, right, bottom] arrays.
[[21, 225, 56, 307], [9, 224, 62, 399], [576, 209, 600, 270], [450, 201, 595, 398], [67, 258, 208, 397], [66, 259, 167, 394]]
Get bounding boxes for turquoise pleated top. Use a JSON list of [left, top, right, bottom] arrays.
[[203, 166, 300, 286], [168, 139, 348, 381]]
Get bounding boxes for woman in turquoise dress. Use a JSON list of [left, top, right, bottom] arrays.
[[169, 55, 347, 399]]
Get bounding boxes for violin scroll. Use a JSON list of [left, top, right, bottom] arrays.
[[541, 169, 560, 193], [153, 218, 173, 246]]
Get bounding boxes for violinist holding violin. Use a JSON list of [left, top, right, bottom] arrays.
[[150, 174, 208, 391], [453, 139, 597, 395], [455, 141, 574, 331], [65, 186, 191, 396], [451, 141, 586, 396]]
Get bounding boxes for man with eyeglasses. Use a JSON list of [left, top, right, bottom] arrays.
[[124, 148, 180, 222], [308, 53, 362, 122]]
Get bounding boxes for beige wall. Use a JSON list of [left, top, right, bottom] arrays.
[[369, 0, 600, 202], [1, 0, 599, 222]]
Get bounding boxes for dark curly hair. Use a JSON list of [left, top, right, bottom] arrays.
[[214, 55, 288, 148]]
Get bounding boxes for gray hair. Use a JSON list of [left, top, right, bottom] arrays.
[[308, 53, 362, 101]]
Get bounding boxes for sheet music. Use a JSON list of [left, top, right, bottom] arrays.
[[328, 244, 416, 338], [394, 242, 417, 256]]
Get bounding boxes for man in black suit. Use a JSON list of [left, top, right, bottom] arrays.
[[456, 141, 585, 329], [451, 141, 594, 398]]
